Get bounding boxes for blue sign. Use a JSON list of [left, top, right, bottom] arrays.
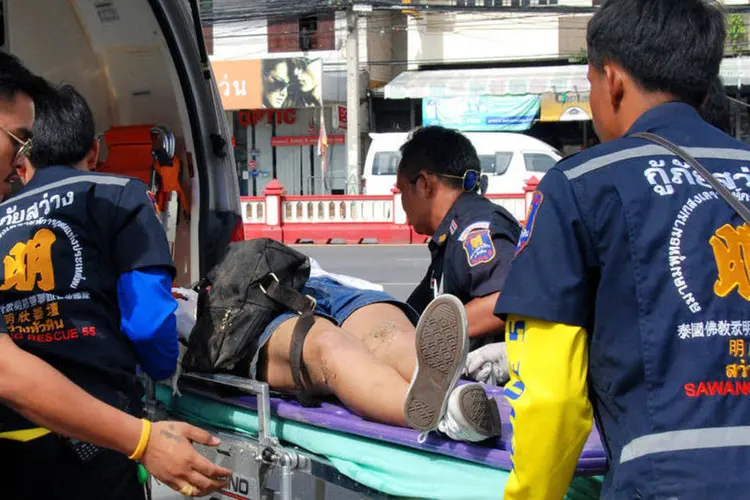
[[422, 94, 540, 132]]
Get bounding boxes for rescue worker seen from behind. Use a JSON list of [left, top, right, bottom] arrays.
[[0, 51, 230, 499], [495, 1, 750, 499], [399, 126, 521, 382], [0, 70, 188, 499]]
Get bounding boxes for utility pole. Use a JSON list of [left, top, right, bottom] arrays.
[[346, 8, 362, 194]]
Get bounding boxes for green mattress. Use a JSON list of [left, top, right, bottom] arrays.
[[156, 386, 603, 499]]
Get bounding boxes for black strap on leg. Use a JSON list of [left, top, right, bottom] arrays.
[[288, 311, 318, 407], [257, 273, 320, 407]]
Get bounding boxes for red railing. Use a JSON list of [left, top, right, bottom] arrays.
[[240, 177, 539, 244]]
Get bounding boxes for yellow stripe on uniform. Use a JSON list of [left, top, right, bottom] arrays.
[[0, 427, 51, 441], [503, 316, 594, 500]]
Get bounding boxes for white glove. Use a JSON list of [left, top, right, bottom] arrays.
[[464, 342, 510, 386], [172, 287, 198, 342]]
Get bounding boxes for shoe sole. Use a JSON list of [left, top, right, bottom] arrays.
[[455, 383, 502, 438], [404, 295, 468, 432]]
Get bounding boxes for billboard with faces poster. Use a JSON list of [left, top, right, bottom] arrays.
[[212, 57, 323, 111]]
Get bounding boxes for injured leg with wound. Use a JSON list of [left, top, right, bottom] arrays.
[[258, 295, 501, 443]]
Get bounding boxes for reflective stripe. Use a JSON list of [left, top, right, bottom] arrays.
[[0, 427, 50, 442], [0, 174, 131, 208], [620, 426, 750, 464], [565, 145, 750, 180]]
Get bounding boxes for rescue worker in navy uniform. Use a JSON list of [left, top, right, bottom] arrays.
[[495, 1, 750, 498], [0, 74, 207, 498], [0, 52, 230, 498], [400, 126, 521, 355]]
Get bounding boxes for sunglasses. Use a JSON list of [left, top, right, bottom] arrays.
[[266, 77, 291, 93], [1, 125, 32, 163]]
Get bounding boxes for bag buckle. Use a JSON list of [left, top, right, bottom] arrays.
[[302, 295, 317, 314], [258, 273, 280, 295]]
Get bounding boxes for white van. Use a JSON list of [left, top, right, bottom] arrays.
[[362, 131, 562, 195]]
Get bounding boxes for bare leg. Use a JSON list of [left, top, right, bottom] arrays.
[[341, 303, 417, 382], [259, 316, 410, 427]]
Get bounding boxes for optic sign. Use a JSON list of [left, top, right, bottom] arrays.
[[238, 109, 296, 128]]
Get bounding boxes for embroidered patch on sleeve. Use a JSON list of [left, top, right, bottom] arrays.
[[463, 229, 496, 267], [458, 221, 491, 242]]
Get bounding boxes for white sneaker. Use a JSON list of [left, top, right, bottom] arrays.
[[438, 383, 502, 443], [403, 295, 468, 437]]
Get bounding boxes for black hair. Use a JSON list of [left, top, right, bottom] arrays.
[[0, 51, 52, 106], [29, 84, 96, 169], [397, 126, 481, 191], [700, 77, 731, 134], [587, 0, 726, 108]]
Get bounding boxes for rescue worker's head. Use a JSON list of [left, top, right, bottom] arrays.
[[24, 84, 99, 178], [0, 52, 50, 199], [396, 126, 483, 236], [586, 0, 725, 142]]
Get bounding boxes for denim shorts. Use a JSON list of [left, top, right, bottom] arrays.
[[249, 277, 419, 378]]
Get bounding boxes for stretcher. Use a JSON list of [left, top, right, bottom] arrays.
[[153, 373, 607, 500]]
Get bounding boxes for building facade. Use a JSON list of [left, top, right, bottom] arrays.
[[204, 0, 750, 195]]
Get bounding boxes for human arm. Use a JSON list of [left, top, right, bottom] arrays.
[[493, 169, 599, 497], [502, 317, 593, 500], [0, 333, 232, 496], [465, 292, 505, 338], [112, 181, 179, 379], [118, 267, 179, 381], [453, 219, 517, 339]]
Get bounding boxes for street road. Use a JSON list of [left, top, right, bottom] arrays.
[[296, 244, 430, 301]]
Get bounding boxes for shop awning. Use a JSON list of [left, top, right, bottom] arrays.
[[384, 65, 591, 100], [384, 56, 750, 100]]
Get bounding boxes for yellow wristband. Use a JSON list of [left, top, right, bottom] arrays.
[[128, 419, 152, 462]]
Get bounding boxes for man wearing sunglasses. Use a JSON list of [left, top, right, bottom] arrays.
[[0, 52, 231, 498], [396, 126, 522, 385]]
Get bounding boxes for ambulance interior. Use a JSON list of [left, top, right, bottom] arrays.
[[1, 0, 242, 286]]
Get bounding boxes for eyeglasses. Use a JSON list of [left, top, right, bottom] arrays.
[[1, 125, 32, 163]]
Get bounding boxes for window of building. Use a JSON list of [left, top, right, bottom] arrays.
[[268, 14, 335, 53]]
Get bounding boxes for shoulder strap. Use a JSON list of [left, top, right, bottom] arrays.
[[257, 273, 316, 314], [631, 132, 750, 225]]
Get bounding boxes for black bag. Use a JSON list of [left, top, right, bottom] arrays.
[[181, 238, 315, 376]]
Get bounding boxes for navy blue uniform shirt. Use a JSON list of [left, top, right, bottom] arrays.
[[408, 192, 521, 349], [496, 102, 750, 499], [0, 166, 176, 432]]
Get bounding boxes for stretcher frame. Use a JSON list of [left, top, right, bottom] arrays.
[[152, 373, 403, 500]]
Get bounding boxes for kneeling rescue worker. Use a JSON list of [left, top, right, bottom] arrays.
[[399, 127, 521, 352], [495, 0, 750, 498]]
